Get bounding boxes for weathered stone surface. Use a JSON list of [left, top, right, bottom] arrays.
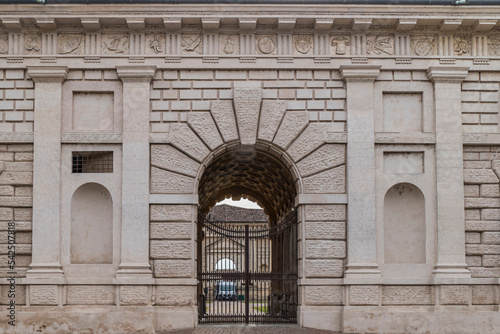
[[150, 222, 192, 239], [305, 286, 343, 305], [257, 100, 286, 142], [154, 260, 192, 278], [466, 221, 500, 231], [0, 221, 31, 231], [273, 111, 309, 149], [482, 255, 500, 267], [150, 167, 195, 194], [303, 165, 345, 194], [151, 145, 200, 177], [305, 221, 345, 240], [0, 196, 32, 207], [155, 286, 194, 306], [168, 123, 210, 162], [464, 169, 499, 184], [440, 285, 469, 305], [66, 285, 115, 305], [480, 184, 500, 197], [382, 286, 433, 305], [482, 232, 500, 244], [297, 144, 345, 178], [150, 205, 193, 222], [465, 232, 481, 244], [150, 240, 191, 259], [466, 255, 482, 267], [465, 209, 480, 220], [0, 208, 13, 220], [466, 244, 500, 255], [305, 205, 346, 221], [472, 285, 496, 305], [1, 284, 25, 305], [0, 231, 31, 243], [30, 285, 58, 306], [15, 186, 33, 197], [0, 172, 32, 185], [481, 209, 500, 220], [0, 186, 14, 196], [120, 286, 149, 305], [14, 208, 32, 220], [465, 198, 500, 209], [210, 100, 239, 142], [470, 267, 500, 278], [305, 240, 346, 259], [0, 244, 31, 255], [287, 123, 326, 162], [349, 285, 379, 306], [234, 88, 262, 146], [304, 259, 343, 278], [188, 112, 223, 150]]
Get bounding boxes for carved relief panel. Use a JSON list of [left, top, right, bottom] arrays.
[[219, 35, 239, 55], [59, 34, 84, 55], [330, 36, 350, 55], [102, 34, 130, 54], [146, 34, 165, 54], [293, 35, 313, 55], [256, 35, 276, 55]]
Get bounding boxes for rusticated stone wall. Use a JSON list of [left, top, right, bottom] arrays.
[[463, 145, 500, 278]]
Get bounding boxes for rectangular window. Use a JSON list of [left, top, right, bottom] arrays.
[[72, 151, 113, 173]]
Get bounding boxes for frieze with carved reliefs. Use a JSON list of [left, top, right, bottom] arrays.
[[58, 34, 84, 55], [331, 36, 350, 55], [454, 34, 471, 55], [0, 34, 8, 54], [181, 34, 202, 54], [256, 35, 276, 55], [146, 34, 165, 54], [411, 35, 437, 56], [367, 35, 394, 55], [24, 33, 41, 55], [488, 33, 500, 56], [221, 35, 237, 55], [294, 35, 313, 55], [102, 34, 129, 54]]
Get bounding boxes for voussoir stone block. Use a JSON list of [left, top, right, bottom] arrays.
[[303, 165, 345, 194], [273, 111, 309, 149], [150, 222, 192, 239], [349, 285, 379, 305], [257, 100, 286, 142], [120, 286, 149, 305], [150, 240, 191, 259], [210, 100, 239, 142], [30, 285, 58, 306], [151, 145, 200, 177], [150, 167, 195, 194], [168, 123, 210, 162], [187, 112, 223, 150], [154, 260, 192, 278], [305, 205, 346, 221], [150, 205, 193, 222], [234, 88, 262, 146], [297, 144, 345, 177], [287, 123, 327, 162], [305, 240, 346, 259], [440, 285, 469, 305], [66, 285, 115, 305], [305, 221, 345, 240], [305, 259, 343, 277], [382, 286, 433, 305], [155, 286, 194, 306], [305, 286, 343, 305]]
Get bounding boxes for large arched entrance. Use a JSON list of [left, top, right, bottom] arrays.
[[197, 145, 299, 324]]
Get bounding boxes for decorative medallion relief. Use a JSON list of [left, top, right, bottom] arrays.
[[331, 36, 350, 55], [181, 34, 202, 54], [0, 34, 8, 54], [256, 35, 276, 55], [367, 35, 394, 55], [102, 34, 129, 54], [411, 35, 436, 56], [58, 34, 84, 55], [294, 35, 313, 55], [220, 35, 239, 55], [146, 34, 165, 54]]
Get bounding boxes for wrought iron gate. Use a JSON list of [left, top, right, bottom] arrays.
[[197, 210, 298, 324]]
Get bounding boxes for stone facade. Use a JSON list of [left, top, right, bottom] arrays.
[[0, 3, 498, 334]]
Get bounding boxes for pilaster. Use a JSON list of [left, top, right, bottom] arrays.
[[427, 66, 471, 280], [26, 66, 68, 280], [116, 65, 157, 281], [340, 65, 381, 280]]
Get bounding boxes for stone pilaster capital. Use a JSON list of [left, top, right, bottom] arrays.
[[116, 65, 157, 83], [27, 66, 68, 83], [427, 66, 469, 83], [339, 65, 381, 83]]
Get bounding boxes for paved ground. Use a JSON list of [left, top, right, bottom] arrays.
[[159, 325, 340, 334]]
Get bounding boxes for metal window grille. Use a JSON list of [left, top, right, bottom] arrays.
[[72, 151, 113, 173]]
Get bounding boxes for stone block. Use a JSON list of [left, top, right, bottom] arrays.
[[482, 255, 500, 267], [171, 101, 190, 111], [150, 240, 191, 259], [305, 221, 345, 240], [234, 88, 262, 146], [0, 172, 32, 185], [466, 244, 500, 255], [0, 196, 32, 207], [14, 207, 32, 220], [84, 70, 102, 80], [440, 285, 469, 305], [349, 285, 379, 306], [6, 70, 24, 80], [307, 101, 324, 110], [257, 100, 286, 142], [179, 89, 202, 100], [5, 90, 24, 100], [482, 232, 500, 244], [120, 286, 149, 305], [465, 198, 500, 209], [465, 232, 481, 244], [215, 70, 246, 80], [303, 165, 345, 194], [462, 102, 498, 113], [305, 205, 346, 221], [305, 286, 342, 305], [15, 153, 33, 161], [151, 167, 195, 194], [151, 145, 200, 178], [326, 100, 345, 110], [305, 240, 345, 259], [278, 89, 295, 99], [481, 209, 500, 220], [187, 112, 223, 150], [273, 110, 309, 149], [304, 259, 343, 278], [464, 185, 480, 197], [470, 267, 500, 278], [462, 91, 480, 102], [466, 255, 482, 267], [1, 284, 25, 305], [210, 100, 239, 142], [150, 222, 192, 239], [480, 184, 500, 197], [466, 221, 500, 231], [154, 260, 192, 278], [382, 286, 433, 305], [180, 70, 213, 80], [150, 205, 193, 222], [287, 123, 327, 162], [0, 208, 13, 220], [0, 101, 14, 110], [297, 89, 313, 99], [151, 101, 169, 111], [0, 186, 14, 196], [481, 92, 498, 102], [30, 285, 58, 305], [472, 285, 496, 305], [462, 82, 498, 91], [155, 286, 194, 306], [168, 123, 210, 162], [66, 285, 115, 305]]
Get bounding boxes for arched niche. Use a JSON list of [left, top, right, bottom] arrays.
[[384, 183, 425, 264], [70, 182, 113, 264]]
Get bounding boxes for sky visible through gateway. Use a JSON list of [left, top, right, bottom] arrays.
[[215, 198, 262, 209]]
